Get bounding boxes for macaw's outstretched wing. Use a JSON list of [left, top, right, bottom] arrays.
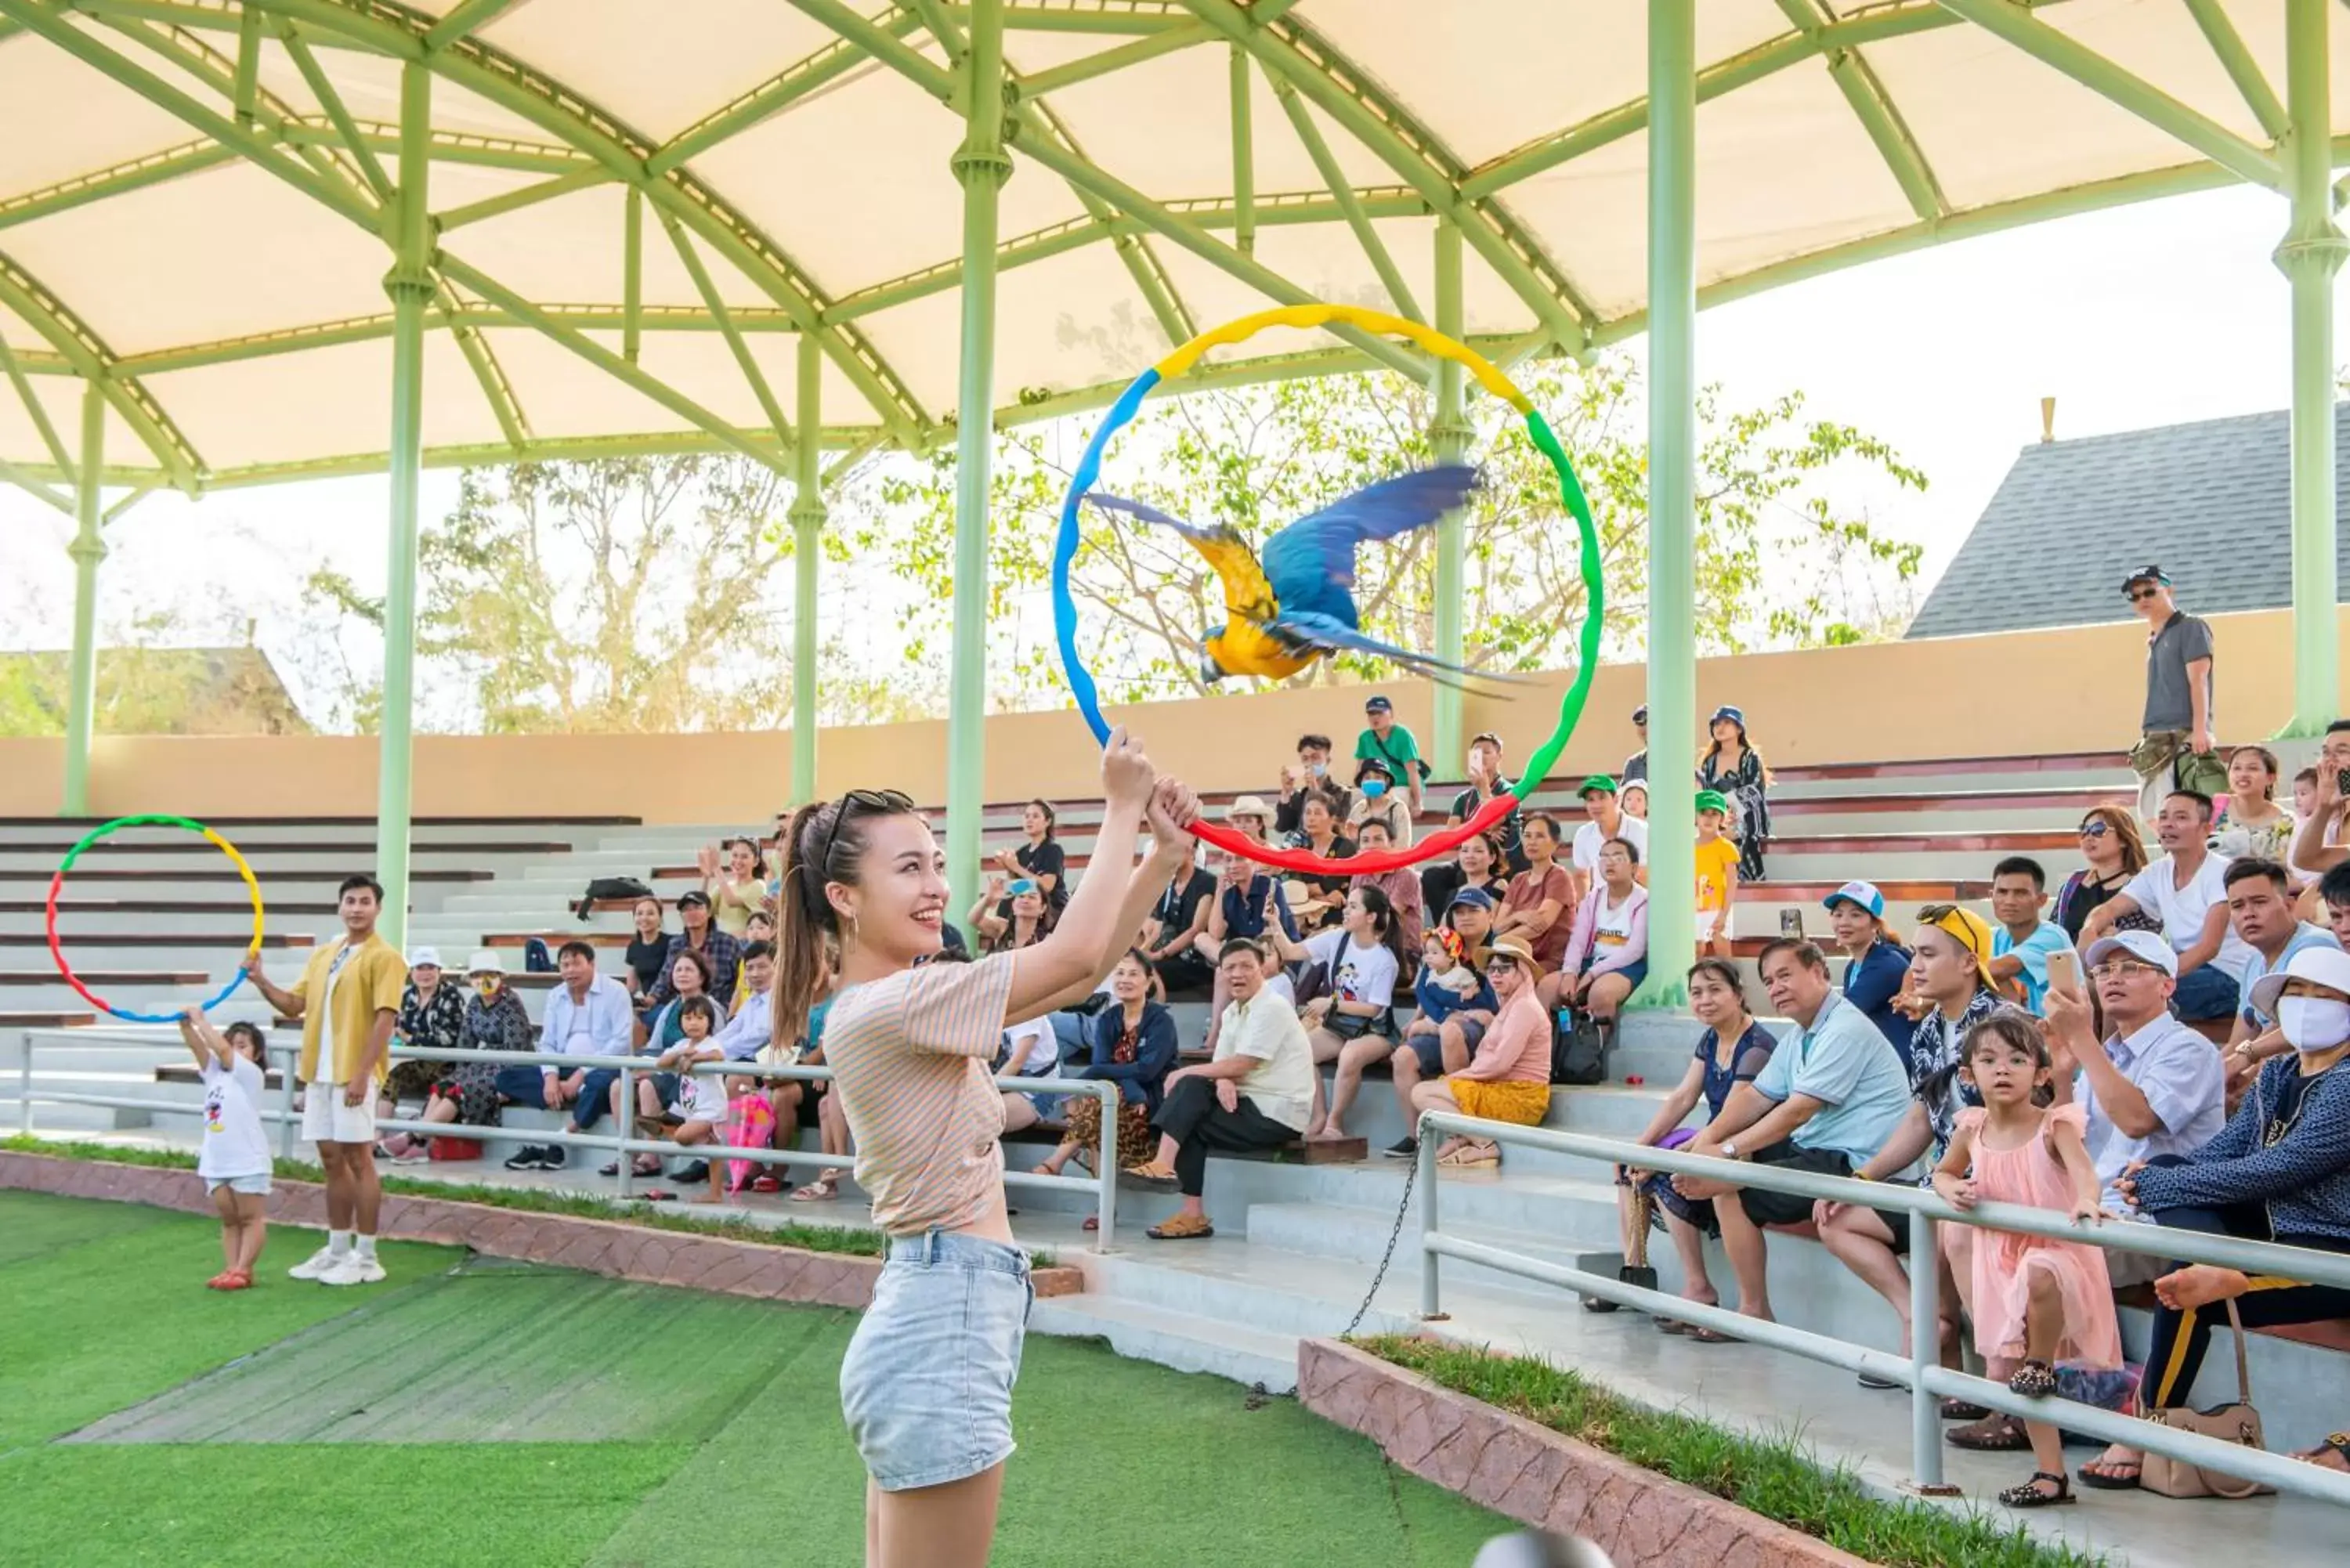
[[1085, 491, 1278, 623], [1270, 609, 1527, 694], [1260, 464, 1478, 626]]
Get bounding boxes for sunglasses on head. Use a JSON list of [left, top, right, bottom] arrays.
[[812, 788, 916, 886]]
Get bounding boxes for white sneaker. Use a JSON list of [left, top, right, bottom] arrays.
[[288, 1245, 341, 1281], [318, 1255, 387, 1287]]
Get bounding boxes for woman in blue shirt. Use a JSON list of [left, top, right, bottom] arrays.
[[1033, 952, 1178, 1232], [1826, 880, 1917, 1070], [1603, 958, 1777, 1332]]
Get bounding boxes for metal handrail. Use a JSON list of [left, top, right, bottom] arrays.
[[1414, 1110, 2350, 1510], [7, 1029, 1125, 1249]]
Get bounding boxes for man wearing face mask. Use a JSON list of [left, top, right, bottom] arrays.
[[2078, 942, 2350, 1491], [1275, 733, 1353, 837], [1348, 756, 1414, 848]]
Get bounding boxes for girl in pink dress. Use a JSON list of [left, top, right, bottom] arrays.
[[1931, 1010, 2123, 1510]]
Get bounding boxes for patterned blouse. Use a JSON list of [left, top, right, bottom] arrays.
[[396, 982, 467, 1054]]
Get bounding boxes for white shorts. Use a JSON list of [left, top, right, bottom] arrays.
[[206, 1173, 273, 1196], [301, 1085, 376, 1144]]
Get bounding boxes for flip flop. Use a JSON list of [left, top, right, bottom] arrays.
[[1685, 1325, 1735, 1343], [638, 1188, 678, 1202], [2293, 1433, 2350, 1472], [2075, 1458, 2142, 1490]]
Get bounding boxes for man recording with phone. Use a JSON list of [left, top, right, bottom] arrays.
[[2289, 719, 2350, 887]]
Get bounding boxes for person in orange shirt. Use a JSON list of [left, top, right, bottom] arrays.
[[1694, 790, 1741, 957]]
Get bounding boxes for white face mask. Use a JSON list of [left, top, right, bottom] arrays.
[[2277, 994, 2350, 1051]]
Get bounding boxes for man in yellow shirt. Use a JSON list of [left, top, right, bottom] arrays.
[[1694, 789, 1741, 957], [248, 874, 409, 1286]]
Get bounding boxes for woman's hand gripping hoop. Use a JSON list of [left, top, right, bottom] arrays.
[[1050, 302, 1606, 876], [45, 814, 265, 1023]]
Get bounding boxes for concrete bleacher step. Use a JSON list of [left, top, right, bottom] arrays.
[[1028, 1294, 1303, 1391]]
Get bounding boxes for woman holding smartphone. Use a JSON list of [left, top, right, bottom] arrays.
[[774, 733, 1196, 1568], [970, 875, 1055, 953]]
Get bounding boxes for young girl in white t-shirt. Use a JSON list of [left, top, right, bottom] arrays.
[[656, 996, 730, 1204], [179, 1006, 272, 1292]]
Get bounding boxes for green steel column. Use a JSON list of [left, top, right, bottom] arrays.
[[2278, 0, 2346, 737], [378, 60, 434, 951], [60, 381, 105, 818], [1632, 0, 1697, 1009], [946, 0, 1011, 907], [789, 334, 825, 805], [1429, 221, 1470, 768]]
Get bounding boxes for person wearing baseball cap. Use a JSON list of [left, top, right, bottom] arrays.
[[1569, 776, 1647, 903], [1410, 933, 1553, 1168], [1816, 903, 2004, 1367], [1354, 693, 1426, 816], [2122, 562, 2220, 822], [1622, 704, 1649, 785], [1816, 880, 1918, 1070], [2087, 941, 2350, 1484], [649, 886, 743, 1010], [1693, 790, 1740, 958]]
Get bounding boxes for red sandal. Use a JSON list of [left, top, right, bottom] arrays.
[[215, 1269, 253, 1292]]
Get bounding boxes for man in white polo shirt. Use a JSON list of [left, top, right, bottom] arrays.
[[1569, 776, 1648, 904], [498, 938, 631, 1172], [2044, 929, 2227, 1284], [2079, 789, 2251, 1027]]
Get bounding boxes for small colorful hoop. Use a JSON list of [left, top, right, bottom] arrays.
[[45, 814, 265, 1024], [1050, 302, 1607, 876]]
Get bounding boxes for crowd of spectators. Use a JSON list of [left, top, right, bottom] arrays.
[[349, 646, 2350, 1500]]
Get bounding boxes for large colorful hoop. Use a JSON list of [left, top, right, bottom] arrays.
[[46, 814, 265, 1024], [1050, 303, 1607, 875]]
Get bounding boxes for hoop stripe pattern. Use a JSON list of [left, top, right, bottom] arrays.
[[46, 814, 265, 1024], [1051, 303, 1607, 875]]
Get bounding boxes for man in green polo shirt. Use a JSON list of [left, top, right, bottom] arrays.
[[1354, 694, 1425, 816]]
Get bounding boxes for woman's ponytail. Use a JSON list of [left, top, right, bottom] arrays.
[[772, 800, 833, 1051]]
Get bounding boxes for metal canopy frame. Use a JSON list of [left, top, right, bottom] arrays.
[[0, 0, 2341, 973]]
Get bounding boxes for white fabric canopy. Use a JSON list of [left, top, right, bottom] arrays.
[[0, 0, 2338, 490]]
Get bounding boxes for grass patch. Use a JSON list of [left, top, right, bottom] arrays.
[[3, 1134, 884, 1257], [1354, 1335, 2105, 1568]]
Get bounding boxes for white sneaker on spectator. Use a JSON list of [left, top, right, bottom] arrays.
[[318, 1255, 387, 1287], [287, 1245, 339, 1281]]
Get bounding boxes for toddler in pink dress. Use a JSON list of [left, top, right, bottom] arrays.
[[1933, 1011, 2122, 1510]]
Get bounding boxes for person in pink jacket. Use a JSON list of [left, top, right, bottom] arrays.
[[1553, 836, 1649, 1020]]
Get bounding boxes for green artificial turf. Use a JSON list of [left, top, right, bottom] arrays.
[[2, 1194, 1508, 1567]]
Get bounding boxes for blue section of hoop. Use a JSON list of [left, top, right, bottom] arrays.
[[109, 970, 248, 1026], [1053, 367, 1161, 746]]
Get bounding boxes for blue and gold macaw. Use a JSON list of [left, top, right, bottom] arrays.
[[1086, 464, 1503, 688]]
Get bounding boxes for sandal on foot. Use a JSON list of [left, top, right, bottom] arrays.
[[216, 1268, 252, 1292], [1437, 1144, 1499, 1169], [1949, 1416, 2030, 1451], [2008, 1358, 2058, 1398], [1685, 1325, 1736, 1343], [2294, 1433, 2350, 1473], [1857, 1372, 1901, 1391], [204, 1270, 236, 1291], [750, 1176, 782, 1194], [788, 1178, 840, 1202], [1581, 1294, 1622, 1314], [1122, 1162, 1180, 1189], [1657, 1318, 1693, 1335], [1081, 1214, 1100, 1233], [2075, 1458, 2143, 1490], [2000, 1472, 2075, 1509], [1146, 1212, 1214, 1241], [1940, 1397, 1992, 1422]]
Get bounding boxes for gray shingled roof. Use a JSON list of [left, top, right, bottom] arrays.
[[1904, 404, 2350, 641]]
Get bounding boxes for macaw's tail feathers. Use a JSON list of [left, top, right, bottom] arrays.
[[1271, 609, 1530, 695]]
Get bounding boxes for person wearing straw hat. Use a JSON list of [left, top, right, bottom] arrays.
[[1411, 934, 1553, 1169], [2081, 941, 2350, 1491]]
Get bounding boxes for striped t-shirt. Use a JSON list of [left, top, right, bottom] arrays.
[[824, 956, 1015, 1236]]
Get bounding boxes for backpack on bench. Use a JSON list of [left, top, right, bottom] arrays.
[[573, 875, 654, 921], [1551, 1008, 1610, 1086]]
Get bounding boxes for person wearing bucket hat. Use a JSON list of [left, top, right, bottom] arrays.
[[1697, 705, 1772, 881], [1348, 754, 1414, 848], [1411, 933, 1553, 1168], [1814, 905, 2001, 1388], [378, 945, 466, 1143], [1820, 881, 1917, 1072], [2080, 941, 2350, 1490]]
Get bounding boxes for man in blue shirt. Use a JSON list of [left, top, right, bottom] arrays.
[[497, 940, 632, 1172], [1676, 938, 1911, 1326], [1987, 856, 2074, 1016], [2222, 856, 2341, 1093]]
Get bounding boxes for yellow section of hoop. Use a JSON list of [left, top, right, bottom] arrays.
[[1149, 303, 1533, 414], [200, 826, 266, 964]]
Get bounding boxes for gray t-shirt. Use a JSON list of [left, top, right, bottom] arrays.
[[2142, 611, 2214, 732]]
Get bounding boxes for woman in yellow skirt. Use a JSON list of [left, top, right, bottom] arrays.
[[1410, 934, 1554, 1167]]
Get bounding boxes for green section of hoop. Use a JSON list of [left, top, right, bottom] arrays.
[[1510, 407, 1604, 800], [57, 814, 215, 873]]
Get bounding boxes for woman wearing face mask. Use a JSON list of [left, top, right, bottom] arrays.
[[385, 950, 528, 1161], [1347, 757, 1414, 848], [2081, 944, 2350, 1491]]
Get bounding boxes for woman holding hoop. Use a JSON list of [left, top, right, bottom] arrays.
[[773, 730, 1196, 1566]]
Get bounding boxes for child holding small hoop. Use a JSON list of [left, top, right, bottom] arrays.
[[179, 1006, 272, 1291]]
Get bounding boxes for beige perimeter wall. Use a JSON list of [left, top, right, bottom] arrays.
[[4, 607, 2343, 823]]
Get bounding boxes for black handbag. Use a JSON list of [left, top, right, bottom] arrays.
[[1551, 1008, 1609, 1086]]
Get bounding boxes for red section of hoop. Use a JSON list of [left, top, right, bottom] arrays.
[[44, 868, 112, 1015], [1188, 791, 1520, 876]]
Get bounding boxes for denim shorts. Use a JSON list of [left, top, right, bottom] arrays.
[[205, 1173, 272, 1196], [840, 1230, 1033, 1491]]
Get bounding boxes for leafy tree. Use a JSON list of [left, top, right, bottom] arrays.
[[841, 355, 1927, 709], [298, 456, 829, 734]]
